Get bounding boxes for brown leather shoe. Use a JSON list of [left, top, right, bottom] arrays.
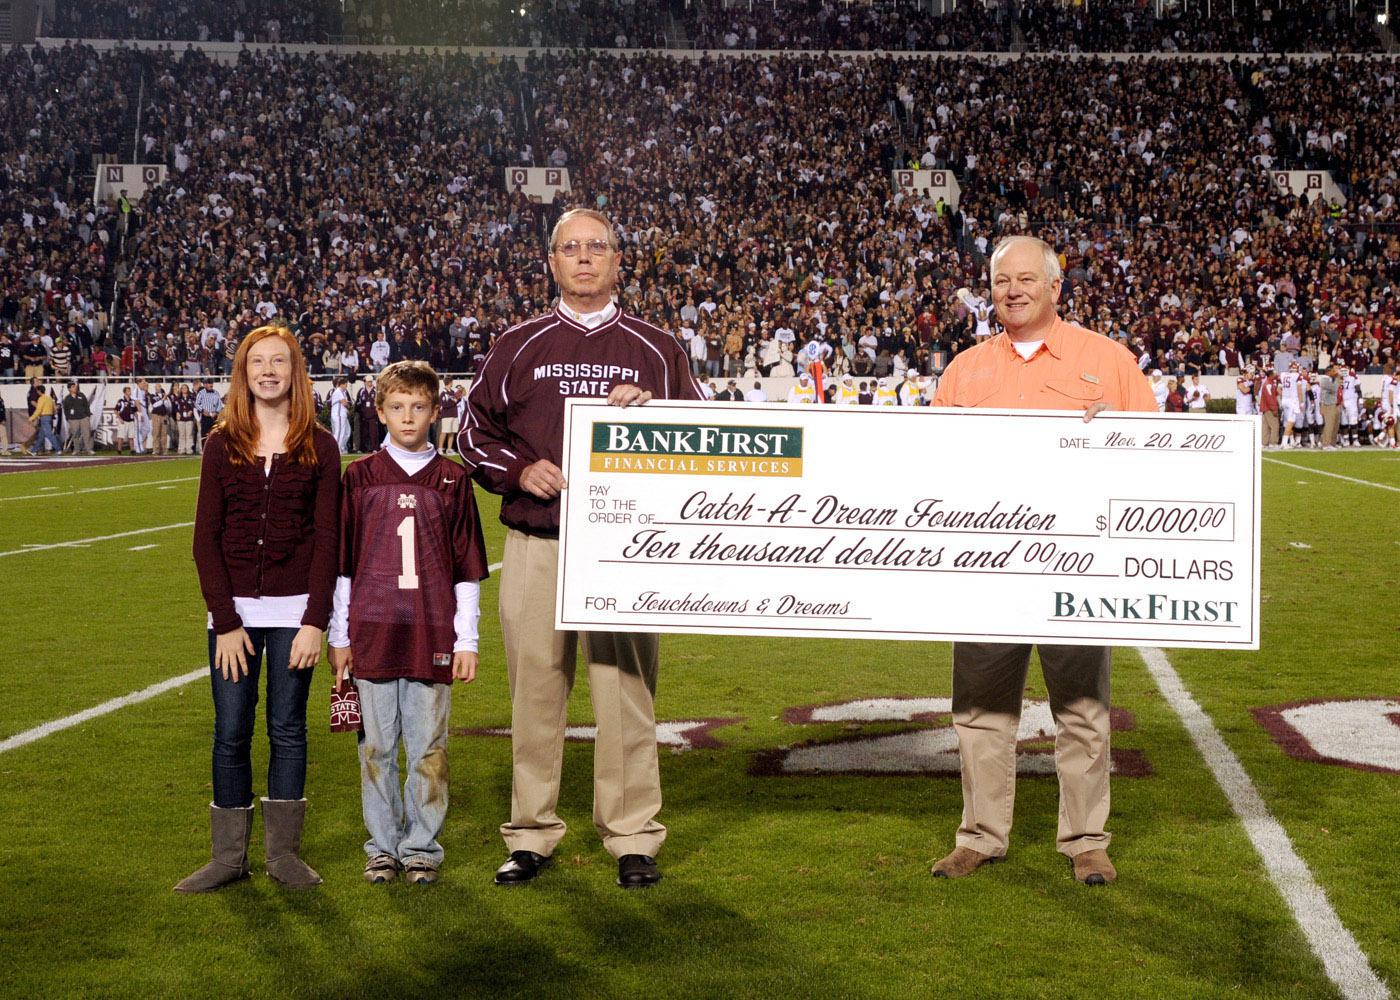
[[1071, 849, 1117, 886], [931, 846, 1001, 879]]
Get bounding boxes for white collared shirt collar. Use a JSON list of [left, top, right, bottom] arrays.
[[560, 300, 619, 329]]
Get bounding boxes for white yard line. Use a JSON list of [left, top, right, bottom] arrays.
[[0, 562, 506, 756], [0, 669, 207, 755], [1137, 647, 1389, 1000], [128, 544, 160, 552], [1263, 457, 1400, 493], [0, 476, 199, 503], [0, 522, 195, 558]]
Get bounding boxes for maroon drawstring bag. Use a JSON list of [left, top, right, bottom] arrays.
[[331, 678, 363, 734]]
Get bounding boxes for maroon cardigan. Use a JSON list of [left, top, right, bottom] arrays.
[[193, 426, 341, 634]]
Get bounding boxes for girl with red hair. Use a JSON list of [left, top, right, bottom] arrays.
[[179, 325, 341, 893]]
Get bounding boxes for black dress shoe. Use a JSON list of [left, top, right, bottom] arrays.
[[617, 854, 661, 889], [494, 850, 550, 886]]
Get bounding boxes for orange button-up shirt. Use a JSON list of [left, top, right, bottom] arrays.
[[932, 317, 1157, 413]]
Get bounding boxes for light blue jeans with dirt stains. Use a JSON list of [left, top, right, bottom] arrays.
[[354, 677, 452, 866]]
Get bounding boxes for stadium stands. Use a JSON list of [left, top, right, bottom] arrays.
[[47, 0, 1386, 52], [3, 19, 1397, 387], [1016, 0, 1382, 54], [50, 0, 338, 44]]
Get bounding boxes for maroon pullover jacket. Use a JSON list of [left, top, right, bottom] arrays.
[[459, 305, 702, 536]]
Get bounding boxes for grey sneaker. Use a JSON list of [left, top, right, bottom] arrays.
[[364, 854, 401, 884], [404, 859, 440, 885]]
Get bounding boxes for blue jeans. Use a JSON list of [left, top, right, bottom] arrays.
[[208, 628, 314, 808], [355, 678, 452, 865], [33, 416, 61, 454]]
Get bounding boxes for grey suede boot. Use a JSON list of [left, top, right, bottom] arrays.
[[173, 804, 253, 893], [262, 798, 322, 889]]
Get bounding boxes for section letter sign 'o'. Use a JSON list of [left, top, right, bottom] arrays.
[[557, 400, 1260, 650]]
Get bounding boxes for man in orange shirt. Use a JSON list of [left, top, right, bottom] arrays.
[[931, 236, 1156, 887]]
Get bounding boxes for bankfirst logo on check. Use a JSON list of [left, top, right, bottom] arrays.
[[590, 421, 805, 477]]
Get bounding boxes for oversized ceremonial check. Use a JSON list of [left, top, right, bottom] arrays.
[[556, 401, 1260, 650]]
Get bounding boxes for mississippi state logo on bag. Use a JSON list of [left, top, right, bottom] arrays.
[[331, 679, 363, 733]]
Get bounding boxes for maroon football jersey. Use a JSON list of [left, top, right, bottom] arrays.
[[340, 450, 489, 683]]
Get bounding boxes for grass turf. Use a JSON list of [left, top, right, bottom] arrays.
[[0, 451, 1396, 998]]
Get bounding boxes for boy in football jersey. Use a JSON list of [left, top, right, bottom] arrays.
[[328, 361, 490, 885]]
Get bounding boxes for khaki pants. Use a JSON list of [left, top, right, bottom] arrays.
[[177, 420, 196, 454], [951, 642, 1112, 858], [65, 419, 93, 454], [498, 529, 666, 859], [1321, 404, 1339, 446], [1261, 411, 1280, 446], [150, 414, 170, 454]]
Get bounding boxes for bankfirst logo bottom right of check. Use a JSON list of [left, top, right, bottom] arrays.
[[1053, 592, 1241, 624]]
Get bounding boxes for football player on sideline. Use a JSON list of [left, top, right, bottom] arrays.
[[1339, 367, 1362, 447], [1279, 361, 1305, 447]]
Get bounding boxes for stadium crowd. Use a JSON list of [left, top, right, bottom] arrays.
[[687, 1, 1009, 52], [340, 0, 676, 48], [2, 42, 1398, 412], [49, 0, 1384, 52], [50, 0, 340, 44], [0, 42, 145, 400], [1016, 0, 1381, 54]]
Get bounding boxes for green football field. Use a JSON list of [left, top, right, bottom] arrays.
[[0, 451, 1396, 999]]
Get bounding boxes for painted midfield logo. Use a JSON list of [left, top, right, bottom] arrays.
[[451, 697, 1400, 777], [1252, 698, 1400, 774]]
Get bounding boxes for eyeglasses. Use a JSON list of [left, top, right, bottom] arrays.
[[552, 239, 614, 257]]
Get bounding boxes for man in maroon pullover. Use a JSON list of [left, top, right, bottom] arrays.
[[460, 208, 702, 890]]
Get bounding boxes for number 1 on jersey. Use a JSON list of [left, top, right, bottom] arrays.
[[397, 516, 419, 589]]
